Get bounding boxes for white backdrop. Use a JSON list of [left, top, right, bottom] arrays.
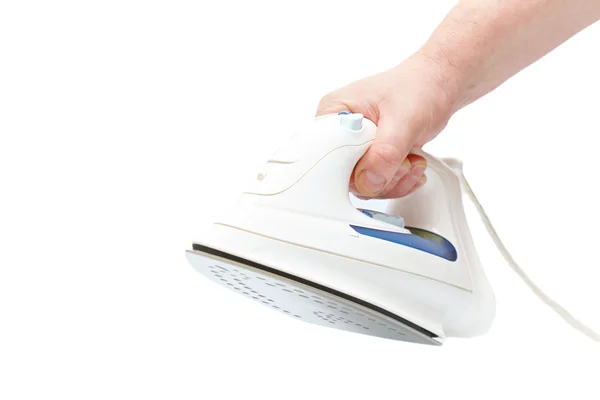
[[1, 1, 599, 399]]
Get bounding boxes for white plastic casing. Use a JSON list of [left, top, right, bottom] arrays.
[[191, 113, 496, 339]]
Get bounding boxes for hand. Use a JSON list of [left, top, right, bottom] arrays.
[[316, 52, 459, 199]]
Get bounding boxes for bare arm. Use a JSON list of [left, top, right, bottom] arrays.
[[317, 1, 600, 198], [421, 0, 600, 109]]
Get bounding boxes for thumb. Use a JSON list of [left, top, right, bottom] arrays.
[[354, 113, 418, 196], [315, 96, 351, 117]]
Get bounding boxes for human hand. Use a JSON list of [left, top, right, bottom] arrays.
[[316, 53, 459, 199]]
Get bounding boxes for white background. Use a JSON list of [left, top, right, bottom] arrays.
[[1, 1, 599, 399]]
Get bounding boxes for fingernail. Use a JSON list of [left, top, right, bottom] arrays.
[[359, 170, 386, 194], [407, 174, 427, 195], [391, 159, 412, 183], [393, 165, 411, 183], [411, 160, 427, 175], [410, 164, 427, 178]]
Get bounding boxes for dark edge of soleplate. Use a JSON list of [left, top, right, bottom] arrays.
[[191, 243, 439, 341]]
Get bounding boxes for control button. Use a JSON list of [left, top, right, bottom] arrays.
[[338, 110, 352, 115], [340, 113, 363, 130]]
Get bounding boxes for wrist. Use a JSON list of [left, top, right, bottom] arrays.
[[393, 51, 466, 125], [411, 50, 466, 112], [416, 3, 490, 110]]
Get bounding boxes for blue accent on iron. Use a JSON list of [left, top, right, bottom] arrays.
[[349, 225, 458, 262], [337, 110, 352, 115], [360, 209, 374, 218]]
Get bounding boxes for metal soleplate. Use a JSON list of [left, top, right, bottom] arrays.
[[187, 244, 442, 345]]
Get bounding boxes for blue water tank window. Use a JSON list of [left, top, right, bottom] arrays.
[[349, 224, 457, 262]]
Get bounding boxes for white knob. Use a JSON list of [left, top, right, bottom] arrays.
[[340, 113, 363, 130]]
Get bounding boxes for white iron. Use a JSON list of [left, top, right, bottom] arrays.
[[186, 112, 599, 345]]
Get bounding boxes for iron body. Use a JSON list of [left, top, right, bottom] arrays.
[[186, 113, 496, 345]]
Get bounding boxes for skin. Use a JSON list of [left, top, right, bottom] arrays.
[[316, 0, 600, 199]]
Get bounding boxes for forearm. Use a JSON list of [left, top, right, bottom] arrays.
[[418, 0, 600, 109]]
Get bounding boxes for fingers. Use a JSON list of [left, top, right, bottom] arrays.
[[407, 174, 427, 195], [388, 157, 412, 190], [376, 154, 427, 199], [316, 92, 430, 200], [351, 154, 427, 200], [353, 112, 420, 197]]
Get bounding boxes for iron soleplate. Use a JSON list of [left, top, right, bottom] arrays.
[[187, 244, 442, 345]]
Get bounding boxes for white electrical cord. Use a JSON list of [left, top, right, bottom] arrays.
[[458, 170, 600, 342]]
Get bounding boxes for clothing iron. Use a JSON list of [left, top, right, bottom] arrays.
[[186, 112, 600, 345]]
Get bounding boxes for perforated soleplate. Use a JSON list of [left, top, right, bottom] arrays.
[[187, 245, 442, 345]]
